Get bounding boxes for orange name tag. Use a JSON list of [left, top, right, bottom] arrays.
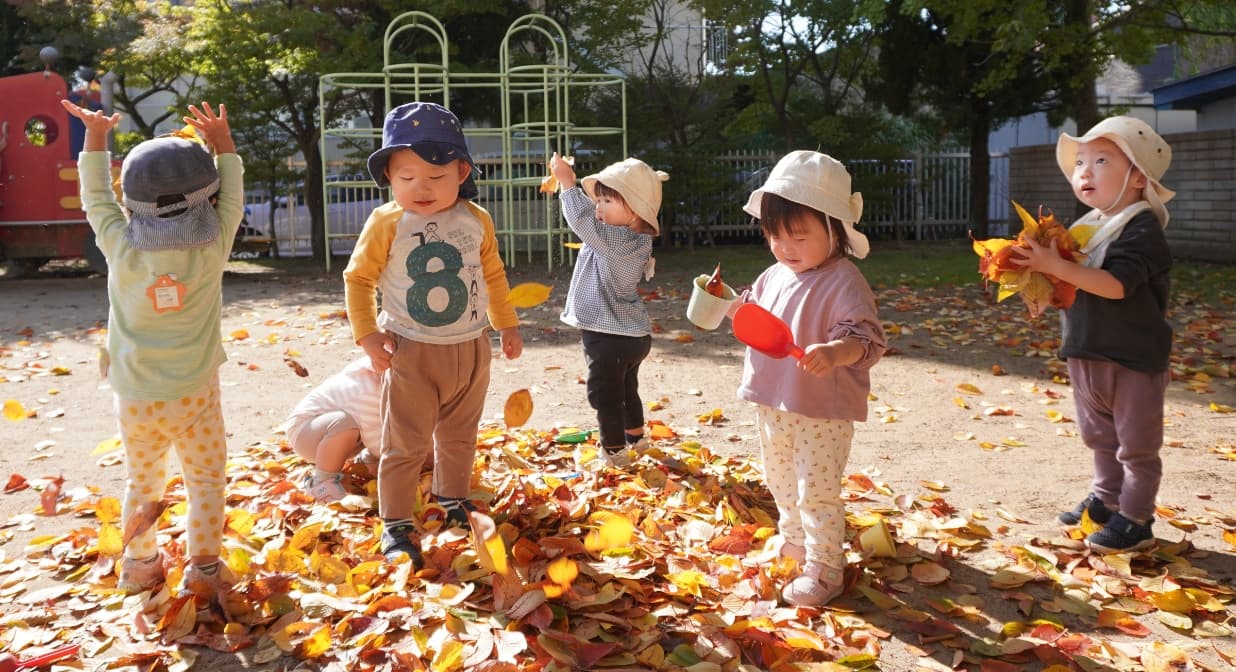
[[146, 274, 186, 313]]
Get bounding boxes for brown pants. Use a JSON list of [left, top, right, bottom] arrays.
[[378, 333, 490, 519]]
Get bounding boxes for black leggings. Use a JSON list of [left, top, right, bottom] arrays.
[[581, 330, 652, 449]]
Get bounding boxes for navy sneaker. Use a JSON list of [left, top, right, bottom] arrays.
[[380, 521, 423, 568], [1059, 493, 1113, 526], [1086, 513, 1155, 554], [436, 496, 477, 528]]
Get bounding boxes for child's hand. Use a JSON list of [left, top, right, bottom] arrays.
[[357, 331, 395, 372], [798, 339, 862, 376], [59, 100, 121, 152], [1010, 236, 1065, 276], [548, 152, 577, 191], [499, 327, 523, 360], [184, 102, 236, 155]]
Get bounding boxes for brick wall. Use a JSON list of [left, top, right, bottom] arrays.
[[1009, 129, 1236, 262]]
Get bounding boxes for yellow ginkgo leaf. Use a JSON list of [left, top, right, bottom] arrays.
[[956, 383, 983, 396], [508, 282, 553, 308], [4, 399, 28, 422]]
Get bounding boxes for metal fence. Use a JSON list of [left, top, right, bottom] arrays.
[[663, 150, 1010, 246], [245, 150, 1011, 264]]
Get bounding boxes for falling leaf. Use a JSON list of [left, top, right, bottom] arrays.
[[584, 512, 634, 553], [284, 358, 309, 377], [229, 328, 250, 340], [956, 383, 983, 396], [508, 283, 553, 308], [503, 389, 534, 428], [1209, 402, 1233, 414], [40, 475, 64, 515]]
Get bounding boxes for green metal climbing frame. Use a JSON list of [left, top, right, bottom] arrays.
[[317, 11, 627, 271]]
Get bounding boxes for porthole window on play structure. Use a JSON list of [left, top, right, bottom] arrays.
[[25, 115, 59, 147]]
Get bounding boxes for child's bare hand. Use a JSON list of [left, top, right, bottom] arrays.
[[357, 331, 395, 372], [549, 152, 577, 190], [1010, 236, 1064, 275], [184, 102, 236, 155], [798, 338, 862, 376], [499, 327, 523, 360], [60, 99, 121, 134]]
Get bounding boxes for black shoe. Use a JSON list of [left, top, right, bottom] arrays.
[[1058, 493, 1113, 526], [380, 521, 423, 568], [436, 496, 477, 528], [1086, 512, 1155, 554]]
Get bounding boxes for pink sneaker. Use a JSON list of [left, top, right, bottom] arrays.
[[118, 554, 164, 594], [781, 561, 844, 607], [779, 540, 806, 564]]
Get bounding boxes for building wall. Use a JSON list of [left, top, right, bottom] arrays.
[[1009, 129, 1236, 262]]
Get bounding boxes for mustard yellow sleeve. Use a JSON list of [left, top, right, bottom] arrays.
[[343, 202, 400, 343], [469, 202, 519, 331]]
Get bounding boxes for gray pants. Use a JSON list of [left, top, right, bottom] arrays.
[[1068, 358, 1169, 523]]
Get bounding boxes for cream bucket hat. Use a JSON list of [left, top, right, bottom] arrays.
[[1056, 116, 1174, 226], [743, 150, 869, 259], [582, 158, 670, 233]]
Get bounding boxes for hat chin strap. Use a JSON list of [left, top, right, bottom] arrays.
[[1101, 165, 1133, 214]]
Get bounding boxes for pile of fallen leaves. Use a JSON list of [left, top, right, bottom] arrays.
[[1, 422, 1233, 672]]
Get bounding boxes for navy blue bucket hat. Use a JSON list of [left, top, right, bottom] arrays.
[[367, 102, 478, 199]]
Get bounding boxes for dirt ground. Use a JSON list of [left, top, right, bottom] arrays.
[[1, 252, 1233, 671]]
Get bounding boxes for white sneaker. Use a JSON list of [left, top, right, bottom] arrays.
[[600, 447, 633, 469], [781, 561, 844, 607], [627, 437, 650, 453], [305, 475, 347, 502]]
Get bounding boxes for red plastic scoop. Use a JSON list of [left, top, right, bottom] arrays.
[[732, 303, 803, 360]]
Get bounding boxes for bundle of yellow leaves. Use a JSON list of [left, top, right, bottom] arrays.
[[972, 201, 1097, 315]]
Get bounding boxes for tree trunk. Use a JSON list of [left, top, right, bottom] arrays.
[[301, 141, 325, 262], [969, 102, 992, 240]]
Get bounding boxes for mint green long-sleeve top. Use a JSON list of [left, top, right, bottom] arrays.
[[77, 150, 245, 400]]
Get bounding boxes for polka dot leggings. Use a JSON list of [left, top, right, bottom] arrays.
[[115, 374, 227, 561], [755, 404, 854, 572]]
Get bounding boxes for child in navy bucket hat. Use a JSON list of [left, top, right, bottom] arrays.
[[344, 101, 523, 568], [60, 99, 246, 600]]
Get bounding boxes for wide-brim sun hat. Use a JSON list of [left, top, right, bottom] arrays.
[[1056, 116, 1174, 226], [367, 102, 478, 199], [121, 136, 221, 250], [581, 158, 669, 234], [743, 150, 869, 259]]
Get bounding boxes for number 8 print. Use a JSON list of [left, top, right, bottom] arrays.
[[405, 241, 469, 327]]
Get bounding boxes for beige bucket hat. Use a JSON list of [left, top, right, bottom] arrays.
[[743, 150, 869, 259], [581, 158, 670, 233], [1056, 116, 1174, 226]]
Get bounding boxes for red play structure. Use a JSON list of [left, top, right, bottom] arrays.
[[0, 70, 107, 277]]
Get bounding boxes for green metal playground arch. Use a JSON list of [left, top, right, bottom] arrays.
[[317, 11, 628, 271]]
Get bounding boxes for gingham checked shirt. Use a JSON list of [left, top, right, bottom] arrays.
[[558, 187, 653, 337]]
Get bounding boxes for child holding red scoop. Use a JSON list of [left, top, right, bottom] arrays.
[[725, 150, 886, 607]]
